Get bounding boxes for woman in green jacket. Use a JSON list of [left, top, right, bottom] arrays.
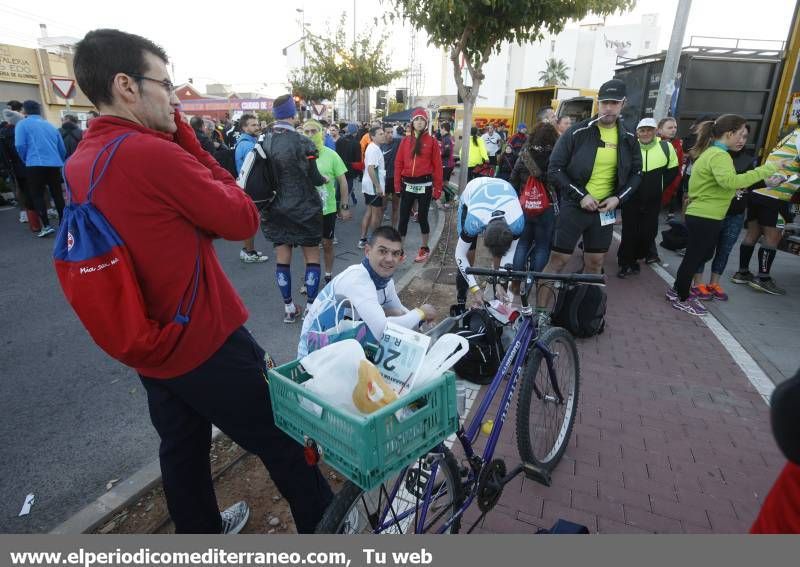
[[668, 114, 789, 315], [465, 126, 489, 180]]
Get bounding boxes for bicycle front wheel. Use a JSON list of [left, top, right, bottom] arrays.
[[315, 447, 463, 534], [516, 326, 580, 471]]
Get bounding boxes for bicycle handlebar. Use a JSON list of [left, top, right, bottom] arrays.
[[465, 267, 605, 285]]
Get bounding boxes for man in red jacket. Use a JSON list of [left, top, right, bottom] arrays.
[[68, 29, 332, 534]]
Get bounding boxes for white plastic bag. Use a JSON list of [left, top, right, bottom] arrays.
[[412, 333, 470, 391], [299, 339, 366, 416]]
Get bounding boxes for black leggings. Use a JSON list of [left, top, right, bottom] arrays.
[[674, 215, 723, 300], [398, 186, 433, 237], [27, 166, 65, 227]]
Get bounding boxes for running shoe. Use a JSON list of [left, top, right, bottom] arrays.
[[708, 283, 728, 301], [299, 285, 307, 295], [414, 246, 430, 263], [37, 225, 55, 238], [730, 270, 754, 284], [239, 248, 268, 263], [357, 238, 367, 249], [19, 211, 27, 223], [671, 297, 707, 316], [220, 501, 250, 535], [617, 266, 633, 279], [692, 284, 713, 301], [748, 278, 787, 296], [665, 287, 678, 302], [284, 302, 298, 324], [47, 208, 58, 219], [324, 274, 332, 284]]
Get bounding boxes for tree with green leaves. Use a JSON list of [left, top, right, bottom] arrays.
[[389, 0, 635, 189], [539, 58, 570, 86], [304, 14, 405, 121], [289, 68, 336, 104]]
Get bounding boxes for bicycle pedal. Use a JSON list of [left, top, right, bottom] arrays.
[[522, 462, 551, 486]]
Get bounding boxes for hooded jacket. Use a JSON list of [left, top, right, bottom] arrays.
[[63, 115, 259, 378], [259, 121, 326, 245], [547, 115, 642, 205], [15, 114, 66, 167], [59, 121, 83, 159], [394, 131, 443, 198]]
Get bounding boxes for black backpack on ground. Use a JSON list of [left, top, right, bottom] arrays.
[[659, 219, 689, 251], [551, 284, 606, 338], [236, 133, 278, 209], [452, 308, 505, 385]]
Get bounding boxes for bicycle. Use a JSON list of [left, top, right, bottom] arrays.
[[315, 266, 605, 534]]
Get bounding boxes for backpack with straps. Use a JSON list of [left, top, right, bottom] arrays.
[[236, 132, 278, 208], [551, 284, 607, 338], [53, 133, 201, 368]]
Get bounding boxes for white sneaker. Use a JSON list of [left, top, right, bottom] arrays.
[[284, 302, 298, 324], [37, 226, 55, 238], [47, 208, 58, 219], [240, 249, 268, 263], [19, 211, 27, 223], [220, 501, 250, 534]]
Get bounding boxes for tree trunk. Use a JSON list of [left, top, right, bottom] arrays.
[[457, 76, 481, 193]]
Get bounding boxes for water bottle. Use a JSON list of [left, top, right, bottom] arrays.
[[456, 382, 467, 420]]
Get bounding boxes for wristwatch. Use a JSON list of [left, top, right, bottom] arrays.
[[340, 203, 350, 210]]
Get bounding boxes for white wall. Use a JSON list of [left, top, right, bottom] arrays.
[[421, 15, 660, 108]]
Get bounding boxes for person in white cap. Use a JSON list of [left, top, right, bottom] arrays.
[[617, 117, 679, 277]]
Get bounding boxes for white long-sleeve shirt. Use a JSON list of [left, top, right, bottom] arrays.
[[297, 263, 422, 357]]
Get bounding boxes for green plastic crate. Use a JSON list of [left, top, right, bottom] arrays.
[[267, 355, 458, 492]]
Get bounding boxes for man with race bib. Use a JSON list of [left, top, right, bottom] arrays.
[[297, 226, 437, 358], [454, 177, 526, 309]]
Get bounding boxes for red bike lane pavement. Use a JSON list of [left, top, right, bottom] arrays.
[[458, 245, 784, 534]]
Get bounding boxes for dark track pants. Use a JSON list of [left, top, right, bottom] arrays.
[[140, 327, 333, 533]]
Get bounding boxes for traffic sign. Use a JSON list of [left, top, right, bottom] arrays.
[[50, 78, 76, 99], [312, 103, 325, 116]]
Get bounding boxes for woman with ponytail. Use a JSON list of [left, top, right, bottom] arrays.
[[668, 114, 789, 315], [394, 108, 443, 263]]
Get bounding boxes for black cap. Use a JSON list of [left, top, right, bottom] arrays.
[[598, 79, 626, 101]]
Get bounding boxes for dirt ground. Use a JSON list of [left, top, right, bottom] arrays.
[[96, 207, 462, 534]]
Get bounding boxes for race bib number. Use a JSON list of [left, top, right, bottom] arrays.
[[373, 322, 431, 395], [599, 210, 616, 226], [405, 183, 428, 194]]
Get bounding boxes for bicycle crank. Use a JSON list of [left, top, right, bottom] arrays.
[[476, 459, 507, 513]]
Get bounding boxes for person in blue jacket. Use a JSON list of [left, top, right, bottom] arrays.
[[14, 100, 66, 237], [233, 113, 268, 264]]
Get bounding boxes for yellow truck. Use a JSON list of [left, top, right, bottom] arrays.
[[435, 105, 513, 141], [512, 86, 598, 131]]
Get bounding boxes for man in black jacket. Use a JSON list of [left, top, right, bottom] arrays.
[[59, 114, 83, 159], [190, 115, 215, 154], [543, 79, 642, 279]]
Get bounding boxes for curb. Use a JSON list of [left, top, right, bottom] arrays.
[[49, 427, 222, 535], [51, 200, 452, 534]]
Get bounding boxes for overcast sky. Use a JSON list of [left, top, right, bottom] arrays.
[[0, 0, 795, 96]]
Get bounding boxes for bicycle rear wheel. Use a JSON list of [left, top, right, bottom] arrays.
[[315, 447, 463, 534], [516, 326, 579, 471]]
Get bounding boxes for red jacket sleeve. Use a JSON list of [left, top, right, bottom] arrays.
[[431, 136, 444, 199], [394, 138, 410, 194], [132, 138, 259, 242]]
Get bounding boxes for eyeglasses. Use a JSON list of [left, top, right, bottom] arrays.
[[127, 73, 175, 94]]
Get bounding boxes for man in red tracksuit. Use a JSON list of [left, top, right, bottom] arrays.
[[68, 29, 331, 534]]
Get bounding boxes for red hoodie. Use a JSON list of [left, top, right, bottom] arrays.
[[64, 115, 259, 379], [393, 132, 443, 198]]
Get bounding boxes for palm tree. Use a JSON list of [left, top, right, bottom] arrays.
[[539, 58, 570, 86]]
